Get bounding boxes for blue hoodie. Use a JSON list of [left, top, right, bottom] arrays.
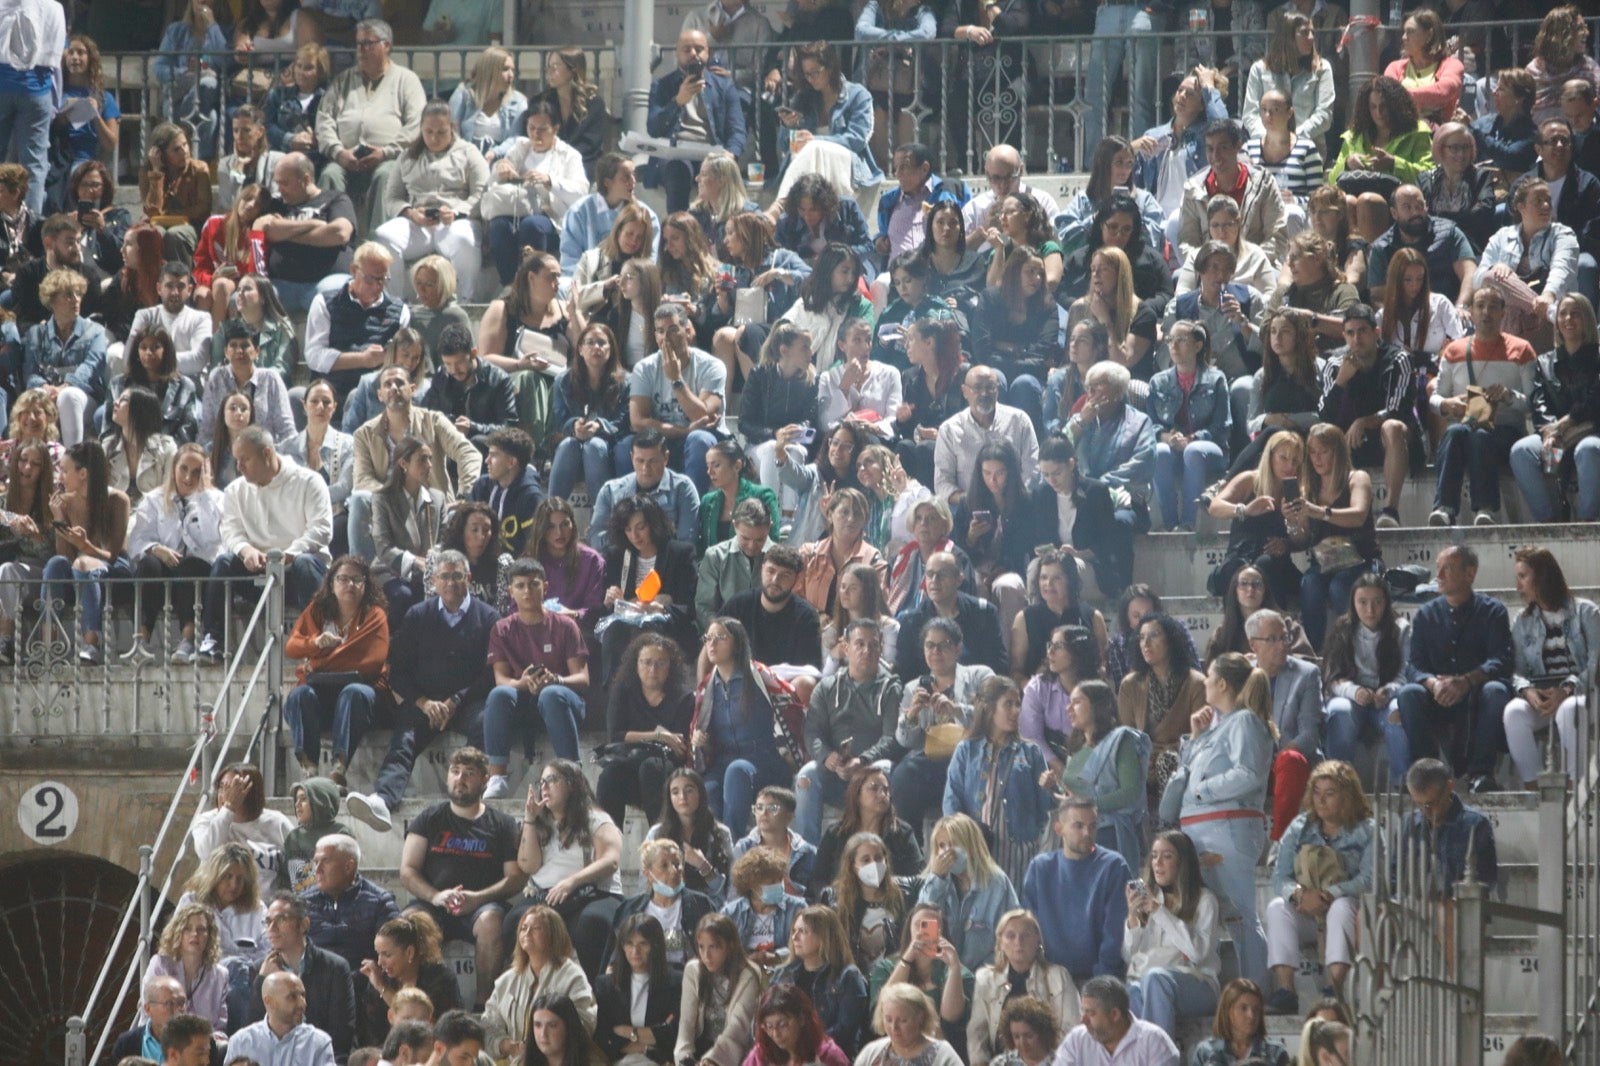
[[470, 464, 546, 556]]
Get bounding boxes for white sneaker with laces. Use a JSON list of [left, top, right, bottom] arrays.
[[348, 792, 393, 833], [482, 774, 511, 800], [1474, 509, 1496, 526], [1428, 508, 1453, 527]]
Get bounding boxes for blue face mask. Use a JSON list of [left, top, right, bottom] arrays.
[[948, 846, 969, 876], [760, 882, 787, 905], [653, 877, 683, 898]]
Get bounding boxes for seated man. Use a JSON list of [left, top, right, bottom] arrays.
[[1248, 609, 1324, 841], [399, 747, 526, 1006], [304, 241, 412, 406], [158, 1014, 220, 1066], [695, 498, 775, 626], [111, 977, 221, 1065], [1398, 757, 1499, 967], [711, 543, 824, 695], [127, 261, 213, 381], [481, 558, 589, 793], [932, 365, 1039, 509], [1398, 545, 1513, 793], [1022, 797, 1131, 983], [795, 618, 903, 846], [625, 303, 727, 495], [1050, 976, 1179, 1066], [1061, 362, 1156, 527], [227, 972, 335, 1066], [312, 19, 426, 236], [894, 550, 1007, 680], [349, 363, 481, 561], [424, 323, 519, 454], [643, 29, 747, 213], [7, 213, 108, 328], [200, 322, 296, 448], [467, 427, 544, 556], [875, 142, 967, 266], [1428, 287, 1535, 527], [1177, 118, 1289, 264], [199, 426, 332, 662], [730, 785, 817, 899], [248, 892, 355, 1060], [346, 550, 500, 834], [301, 833, 401, 975], [1365, 184, 1478, 309], [255, 152, 358, 313], [588, 428, 700, 553], [1316, 303, 1415, 527]]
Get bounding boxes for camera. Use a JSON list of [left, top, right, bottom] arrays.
[[424, 207, 441, 221], [683, 58, 705, 78], [76, 200, 95, 217]]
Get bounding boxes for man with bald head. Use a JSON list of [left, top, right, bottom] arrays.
[[1365, 183, 1478, 307], [254, 152, 359, 312], [962, 145, 1062, 254], [229, 971, 336, 1066], [112, 976, 222, 1065], [894, 549, 1007, 679], [646, 28, 747, 212], [249, 892, 355, 1059]]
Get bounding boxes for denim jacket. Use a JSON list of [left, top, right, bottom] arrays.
[[1146, 363, 1231, 444], [1133, 87, 1230, 193], [24, 316, 108, 404], [943, 736, 1052, 846], [772, 961, 870, 1057], [1066, 402, 1156, 499], [1177, 706, 1273, 816], [1396, 794, 1499, 900], [782, 80, 884, 189], [1271, 813, 1375, 901], [722, 891, 807, 962], [918, 868, 1020, 972], [1510, 597, 1600, 693], [1475, 221, 1580, 304]]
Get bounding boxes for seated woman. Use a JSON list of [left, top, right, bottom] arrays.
[[538, 48, 613, 174], [1328, 75, 1434, 188], [425, 501, 512, 607], [952, 441, 1029, 638], [1055, 679, 1150, 863], [1062, 362, 1157, 516], [599, 495, 698, 681], [483, 101, 589, 286], [1059, 193, 1174, 315], [690, 617, 796, 836], [1306, 186, 1370, 296], [1043, 321, 1104, 439], [1417, 122, 1499, 255], [1245, 91, 1326, 235], [817, 830, 920, 969], [815, 764, 923, 890], [981, 193, 1063, 297], [776, 419, 867, 550], [854, 444, 927, 561], [208, 391, 255, 489], [282, 555, 388, 788], [125, 443, 221, 665], [820, 320, 903, 443], [772, 905, 871, 1057], [798, 488, 887, 618], [1148, 320, 1231, 532], [675, 913, 763, 1066], [723, 846, 807, 968], [373, 101, 489, 302], [1289, 423, 1381, 650], [103, 387, 177, 507], [1132, 67, 1230, 221], [770, 244, 874, 378], [595, 632, 693, 828], [917, 813, 1017, 973], [1118, 612, 1206, 812], [1204, 564, 1313, 665], [528, 497, 605, 626], [1270, 233, 1361, 352], [0, 441, 59, 664], [866, 903, 972, 1056], [22, 269, 108, 447], [595, 913, 683, 1065], [774, 173, 875, 270], [585, 258, 662, 371], [874, 255, 953, 371], [1503, 547, 1598, 789], [701, 440, 780, 555], [1476, 176, 1579, 348], [1019, 618, 1101, 762], [859, 984, 965, 1066], [967, 911, 1077, 1066], [524, 993, 606, 1066], [358, 912, 464, 1043], [1511, 293, 1600, 523], [549, 322, 630, 504], [1232, 312, 1323, 479], [747, 983, 851, 1066], [741, 324, 820, 518], [139, 121, 213, 261], [689, 153, 760, 255], [647, 767, 735, 902], [1471, 69, 1539, 176], [213, 275, 299, 378], [116, 327, 200, 445], [986, 996, 1063, 1066], [61, 164, 128, 276], [449, 46, 529, 154], [192, 183, 263, 326], [477, 252, 575, 441], [483, 906, 599, 1061], [42, 441, 129, 665], [659, 212, 721, 329], [1265, 761, 1374, 1012], [371, 437, 445, 623], [262, 43, 328, 166], [510, 759, 626, 980], [142, 902, 230, 1035], [1322, 573, 1410, 783], [893, 314, 967, 489], [1242, 13, 1335, 154], [1123, 830, 1222, 1041], [1173, 196, 1279, 304], [971, 250, 1057, 428], [711, 212, 812, 386], [1065, 247, 1159, 383], [574, 205, 657, 320], [917, 204, 989, 315], [821, 561, 901, 679], [177, 841, 267, 980], [1188, 979, 1291, 1066], [614, 837, 717, 969], [1378, 247, 1464, 375], [1383, 9, 1464, 124], [1056, 137, 1165, 262], [773, 42, 883, 204]]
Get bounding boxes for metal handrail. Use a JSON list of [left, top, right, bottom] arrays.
[[62, 554, 287, 1066]]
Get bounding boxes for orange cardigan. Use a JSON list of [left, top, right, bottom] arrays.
[[286, 603, 392, 698]]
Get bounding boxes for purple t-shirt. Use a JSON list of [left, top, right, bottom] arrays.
[[487, 611, 586, 675]]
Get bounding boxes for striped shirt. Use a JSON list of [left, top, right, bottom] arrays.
[[1244, 133, 1326, 199]]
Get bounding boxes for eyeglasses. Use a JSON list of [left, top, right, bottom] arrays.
[[703, 632, 730, 643], [354, 37, 384, 48], [149, 998, 189, 1009], [1045, 641, 1069, 652], [1235, 579, 1265, 590], [967, 384, 1001, 395], [1249, 633, 1292, 645], [923, 639, 955, 651], [1542, 136, 1573, 147], [538, 775, 563, 787], [925, 570, 959, 582], [762, 1017, 795, 1032], [984, 171, 1019, 183], [356, 268, 389, 286], [334, 574, 366, 586], [580, 336, 610, 348], [434, 571, 468, 583], [862, 781, 890, 794]]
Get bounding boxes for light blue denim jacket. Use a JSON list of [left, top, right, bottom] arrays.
[[781, 81, 885, 189], [1177, 706, 1273, 816], [1146, 364, 1231, 443], [1132, 87, 1230, 193], [1270, 812, 1375, 901], [1474, 221, 1580, 303], [1510, 596, 1600, 693], [942, 736, 1052, 846], [918, 868, 1019, 972], [722, 890, 807, 963]]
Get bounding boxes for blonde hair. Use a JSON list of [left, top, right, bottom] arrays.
[[469, 46, 515, 115], [990, 909, 1044, 972], [923, 813, 1003, 888], [9, 389, 61, 441], [183, 841, 260, 912], [351, 241, 394, 273], [158, 901, 220, 967], [1255, 431, 1303, 499], [39, 268, 88, 306], [793, 906, 853, 972], [1303, 423, 1353, 505], [1088, 246, 1135, 338], [873, 984, 940, 1037], [222, 183, 262, 268], [412, 254, 457, 304], [691, 151, 749, 221], [390, 986, 434, 1021], [1301, 759, 1373, 823], [640, 837, 682, 872], [1209, 652, 1275, 735]]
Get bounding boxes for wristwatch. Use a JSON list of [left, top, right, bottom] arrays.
[[671, 379, 686, 391]]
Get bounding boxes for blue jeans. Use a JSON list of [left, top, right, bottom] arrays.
[[705, 752, 789, 837], [1510, 432, 1600, 521], [1187, 813, 1268, 988], [42, 555, 131, 636], [1085, 4, 1158, 149], [202, 552, 327, 642], [1325, 696, 1410, 786], [272, 274, 347, 314], [488, 214, 560, 284], [1128, 967, 1219, 1040], [347, 491, 376, 563], [1300, 561, 1372, 650], [1434, 421, 1521, 513], [0, 92, 53, 214], [1397, 680, 1510, 778], [482, 683, 585, 766], [550, 436, 616, 501], [794, 760, 850, 845], [284, 681, 378, 762], [612, 430, 720, 494], [1153, 440, 1226, 528], [374, 698, 486, 807]]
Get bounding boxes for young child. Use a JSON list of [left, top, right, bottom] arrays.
[[282, 776, 351, 892]]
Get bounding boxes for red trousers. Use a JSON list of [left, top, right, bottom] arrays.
[[1270, 749, 1312, 841]]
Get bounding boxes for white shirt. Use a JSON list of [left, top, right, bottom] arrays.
[[1055, 490, 1079, 545], [1051, 1020, 1180, 1066], [818, 360, 902, 435], [127, 486, 227, 564], [488, 136, 589, 221], [933, 403, 1039, 501], [303, 288, 412, 375], [0, 0, 66, 73], [962, 182, 1064, 253], [131, 305, 214, 379], [529, 809, 622, 894], [219, 455, 334, 562], [630, 972, 651, 1027]]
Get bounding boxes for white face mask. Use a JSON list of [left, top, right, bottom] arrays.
[[858, 860, 886, 889]]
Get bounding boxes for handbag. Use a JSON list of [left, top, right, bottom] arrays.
[[865, 45, 916, 96], [1158, 764, 1190, 825], [1311, 536, 1365, 572], [305, 670, 363, 688], [1335, 170, 1402, 200]]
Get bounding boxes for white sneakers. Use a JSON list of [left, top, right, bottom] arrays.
[[482, 774, 511, 800], [347, 793, 393, 833]]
